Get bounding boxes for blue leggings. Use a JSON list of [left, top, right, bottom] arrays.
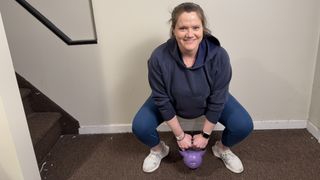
[[132, 93, 253, 148]]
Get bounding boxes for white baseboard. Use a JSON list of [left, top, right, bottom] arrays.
[[79, 124, 132, 134], [253, 120, 307, 130], [79, 119, 308, 134], [306, 121, 320, 143]]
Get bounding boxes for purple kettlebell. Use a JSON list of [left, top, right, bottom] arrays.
[[179, 149, 205, 169]]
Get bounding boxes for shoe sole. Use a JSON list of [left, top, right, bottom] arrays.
[[143, 163, 160, 173], [143, 146, 170, 173], [212, 146, 244, 174]]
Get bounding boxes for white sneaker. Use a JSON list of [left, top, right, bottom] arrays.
[[212, 142, 244, 173], [142, 141, 169, 173]]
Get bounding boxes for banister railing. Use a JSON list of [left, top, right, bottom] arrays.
[[16, 0, 98, 45]]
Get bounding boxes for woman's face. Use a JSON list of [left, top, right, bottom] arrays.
[[173, 11, 203, 55]]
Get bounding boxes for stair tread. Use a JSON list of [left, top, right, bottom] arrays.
[[19, 88, 31, 99], [27, 112, 62, 146]]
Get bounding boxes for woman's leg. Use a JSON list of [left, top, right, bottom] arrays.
[[212, 93, 253, 173], [218, 93, 254, 147], [132, 96, 169, 173], [132, 96, 164, 148]]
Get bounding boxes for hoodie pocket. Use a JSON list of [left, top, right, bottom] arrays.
[[174, 95, 207, 118]]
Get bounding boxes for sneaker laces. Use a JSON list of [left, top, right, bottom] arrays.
[[220, 150, 236, 163], [148, 151, 162, 161]]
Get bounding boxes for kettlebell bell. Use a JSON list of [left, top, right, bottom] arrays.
[[179, 149, 205, 169]]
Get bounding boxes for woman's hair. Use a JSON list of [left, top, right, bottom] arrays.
[[169, 2, 211, 37]]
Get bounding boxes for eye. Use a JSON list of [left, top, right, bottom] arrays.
[[193, 26, 200, 30], [179, 27, 187, 31]]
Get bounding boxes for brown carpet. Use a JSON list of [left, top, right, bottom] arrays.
[[40, 129, 320, 180]]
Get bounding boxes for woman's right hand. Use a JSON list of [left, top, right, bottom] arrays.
[[177, 133, 193, 150]]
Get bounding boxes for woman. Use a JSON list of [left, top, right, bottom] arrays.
[[132, 2, 253, 173]]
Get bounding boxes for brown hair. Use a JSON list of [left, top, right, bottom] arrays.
[[169, 2, 211, 37]]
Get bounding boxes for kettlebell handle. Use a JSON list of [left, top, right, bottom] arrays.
[[178, 147, 206, 151]]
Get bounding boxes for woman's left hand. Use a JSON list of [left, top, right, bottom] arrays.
[[192, 134, 209, 149]]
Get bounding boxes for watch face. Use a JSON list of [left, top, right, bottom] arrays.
[[202, 132, 210, 139]]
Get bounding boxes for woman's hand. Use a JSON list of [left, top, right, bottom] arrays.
[[192, 133, 209, 149], [177, 133, 193, 150]]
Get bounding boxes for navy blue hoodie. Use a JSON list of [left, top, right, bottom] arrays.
[[148, 34, 231, 124]]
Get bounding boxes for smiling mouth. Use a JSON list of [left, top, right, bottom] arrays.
[[184, 39, 196, 43]]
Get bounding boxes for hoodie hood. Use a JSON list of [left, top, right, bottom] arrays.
[[168, 34, 221, 70]]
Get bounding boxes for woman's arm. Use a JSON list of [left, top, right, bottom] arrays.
[[203, 118, 215, 134], [205, 47, 232, 124], [192, 118, 215, 149], [148, 55, 176, 121], [166, 115, 192, 150], [148, 52, 192, 149]]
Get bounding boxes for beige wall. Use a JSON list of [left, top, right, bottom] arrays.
[[0, 0, 320, 128], [27, 0, 95, 40], [0, 12, 40, 180], [309, 31, 320, 128], [0, 97, 23, 180]]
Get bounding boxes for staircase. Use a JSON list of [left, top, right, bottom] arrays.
[[16, 73, 80, 167]]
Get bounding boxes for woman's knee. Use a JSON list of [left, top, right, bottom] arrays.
[[244, 115, 254, 135], [235, 113, 254, 137], [132, 116, 149, 137], [132, 115, 161, 147], [132, 114, 160, 138]]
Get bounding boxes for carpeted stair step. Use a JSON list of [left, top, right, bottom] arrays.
[[16, 73, 80, 134], [27, 112, 62, 165], [19, 88, 31, 99], [19, 88, 33, 115]]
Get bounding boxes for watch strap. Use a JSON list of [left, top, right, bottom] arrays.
[[176, 132, 185, 141], [201, 131, 210, 139]]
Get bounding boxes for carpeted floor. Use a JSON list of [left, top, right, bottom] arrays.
[[40, 129, 320, 180]]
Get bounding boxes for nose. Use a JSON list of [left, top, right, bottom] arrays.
[[186, 29, 194, 38]]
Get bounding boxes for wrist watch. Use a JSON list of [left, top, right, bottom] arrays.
[[201, 131, 210, 139], [176, 132, 185, 141]]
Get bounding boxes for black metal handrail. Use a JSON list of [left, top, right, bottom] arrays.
[[16, 0, 98, 45]]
